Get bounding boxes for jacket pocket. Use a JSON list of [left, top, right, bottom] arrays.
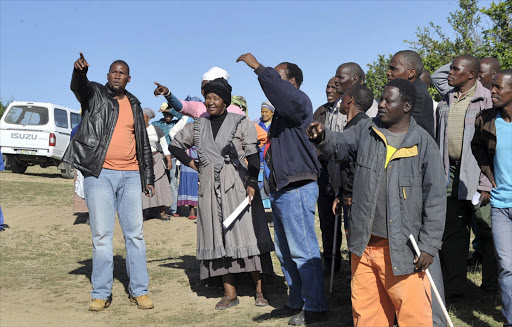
[[352, 154, 375, 205], [74, 135, 99, 148], [88, 102, 107, 121], [399, 174, 423, 229]]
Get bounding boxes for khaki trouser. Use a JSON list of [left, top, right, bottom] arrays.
[[351, 236, 432, 327]]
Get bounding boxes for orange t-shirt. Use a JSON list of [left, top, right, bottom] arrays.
[[103, 97, 139, 171]]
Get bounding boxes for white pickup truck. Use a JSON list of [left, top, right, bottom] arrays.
[[0, 101, 81, 178]]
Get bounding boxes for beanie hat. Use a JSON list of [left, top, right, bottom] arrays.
[[202, 78, 232, 107]]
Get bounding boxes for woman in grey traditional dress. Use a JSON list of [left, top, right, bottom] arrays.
[[169, 78, 274, 310]]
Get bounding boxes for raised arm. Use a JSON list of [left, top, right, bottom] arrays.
[[237, 53, 310, 125], [431, 63, 453, 98], [153, 82, 185, 116], [307, 120, 361, 163], [71, 52, 92, 106]]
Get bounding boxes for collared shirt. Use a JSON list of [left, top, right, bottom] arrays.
[[326, 99, 347, 133], [447, 84, 476, 162]]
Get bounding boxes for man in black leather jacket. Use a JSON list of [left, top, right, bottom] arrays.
[[62, 53, 155, 312]]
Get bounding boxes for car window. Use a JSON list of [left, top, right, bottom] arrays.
[[54, 109, 69, 128], [70, 112, 81, 129], [4, 105, 49, 125]]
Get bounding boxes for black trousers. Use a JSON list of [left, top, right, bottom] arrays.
[[318, 168, 342, 263]]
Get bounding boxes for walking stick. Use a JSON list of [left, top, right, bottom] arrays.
[[408, 235, 454, 327], [329, 213, 340, 294]]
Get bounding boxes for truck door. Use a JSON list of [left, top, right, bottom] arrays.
[[52, 108, 71, 159]]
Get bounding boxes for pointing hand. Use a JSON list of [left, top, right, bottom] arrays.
[[154, 82, 170, 97], [74, 52, 89, 72]]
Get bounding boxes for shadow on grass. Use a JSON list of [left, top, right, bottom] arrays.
[[157, 255, 288, 305], [72, 213, 89, 225], [69, 255, 130, 296], [251, 255, 354, 326], [24, 172, 63, 179], [447, 278, 503, 327]]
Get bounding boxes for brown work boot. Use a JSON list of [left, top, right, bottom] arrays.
[[88, 297, 111, 311], [129, 294, 154, 310]]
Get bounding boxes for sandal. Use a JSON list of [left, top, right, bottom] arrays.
[[188, 215, 197, 220], [215, 295, 239, 310], [255, 292, 268, 306]]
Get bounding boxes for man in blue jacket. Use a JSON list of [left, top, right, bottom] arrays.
[[237, 53, 327, 325]]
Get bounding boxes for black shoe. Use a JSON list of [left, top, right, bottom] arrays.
[[288, 310, 328, 325], [158, 215, 171, 221], [271, 305, 302, 318]]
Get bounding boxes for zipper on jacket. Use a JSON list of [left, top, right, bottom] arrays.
[[402, 186, 406, 199]]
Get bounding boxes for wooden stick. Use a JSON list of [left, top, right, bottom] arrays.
[[408, 235, 454, 327]]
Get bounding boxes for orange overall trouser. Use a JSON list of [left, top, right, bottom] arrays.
[[351, 236, 432, 327]]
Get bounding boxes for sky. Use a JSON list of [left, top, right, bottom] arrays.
[[0, 0, 496, 121]]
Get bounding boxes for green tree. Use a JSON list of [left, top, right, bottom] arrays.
[[365, 0, 512, 100], [365, 54, 392, 100], [0, 98, 13, 119], [480, 0, 512, 67]]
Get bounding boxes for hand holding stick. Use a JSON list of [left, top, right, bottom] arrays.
[[408, 235, 454, 327]]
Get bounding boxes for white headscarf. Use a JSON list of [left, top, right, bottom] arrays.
[[201, 67, 230, 82]]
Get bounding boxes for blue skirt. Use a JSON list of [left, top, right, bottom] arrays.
[[177, 164, 198, 206]]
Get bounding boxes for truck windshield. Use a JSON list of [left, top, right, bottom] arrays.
[[4, 105, 49, 125]]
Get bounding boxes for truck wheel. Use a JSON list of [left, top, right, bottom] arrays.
[[9, 157, 28, 174], [60, 162, 75, 179]]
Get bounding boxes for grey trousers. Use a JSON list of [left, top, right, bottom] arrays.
[[430, 254, 447, 326]]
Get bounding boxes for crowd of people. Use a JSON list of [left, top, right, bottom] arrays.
[[63, 50, 511, 327]]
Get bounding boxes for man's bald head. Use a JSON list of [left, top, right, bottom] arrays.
[[334, 62, 365, 95], [339, 63, 365, 83], [394, 50, 424, 78], [448, 54, 480, 89], [479, 57, 501, 90], [457, 54, 480, 74], [491, 69, 512, 109], [498, 69, 512, 87]]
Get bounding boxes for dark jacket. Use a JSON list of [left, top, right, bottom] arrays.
[[339, 112, 369, 198], [62, 69, 154, 191], [255, 65, 321, 191], [313, 103, 333, 165], [411, 78, 435, 137], [316, 117, 446, 275], [471, 107, 499, 186]]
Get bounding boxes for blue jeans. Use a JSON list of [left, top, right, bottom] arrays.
[[0, 204, 4, 228], [84, 169, 149, 300], [491, 207, 512, 325], [169, 158, 179, 214], [270, 181, 327, 312]]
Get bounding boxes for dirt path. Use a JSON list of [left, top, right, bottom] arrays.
[[0, 166, 503, 327], [0, 167, 351, 327]]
